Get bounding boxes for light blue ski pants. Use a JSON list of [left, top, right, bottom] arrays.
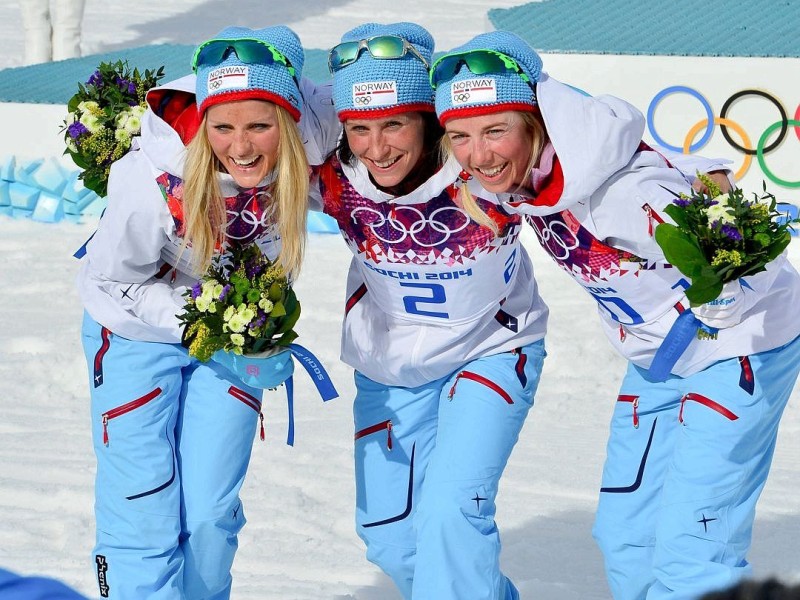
[[81, 313, 264, 599], [353, 340, 546, 599], [593, 334, 800, 600]]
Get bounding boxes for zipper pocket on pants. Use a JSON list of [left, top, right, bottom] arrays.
[[102, 387, 162, 446], [448, 370, 513, 404], [355, 419, 393, 451], [228, 386, 266, 441], [679, 392, 739, 424]]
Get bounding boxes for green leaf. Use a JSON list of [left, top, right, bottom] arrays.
[[685, 268, 723, 305], [765, 231, 791, 261], [69, 152, 91, 169], [663, 204, 689, 229], [268, 281, 283, 302], [276, 330, 299, 346], [261, 321, 277, 339], [270, 301, 287, 318], [275, 302, 301, 335], [282, 288, 298, 315], [654, 223, 709, 278]]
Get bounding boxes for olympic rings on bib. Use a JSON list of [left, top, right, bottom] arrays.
[[647, 86, 800, 187]]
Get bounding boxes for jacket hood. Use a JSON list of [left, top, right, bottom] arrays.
[[137, 74, 200, 177], [535, 73, 645, 210]]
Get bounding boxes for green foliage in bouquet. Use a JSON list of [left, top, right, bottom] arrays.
[[61, 60, 164, 196], [179, 243, 301, 362], [655, 175, 796, 305]]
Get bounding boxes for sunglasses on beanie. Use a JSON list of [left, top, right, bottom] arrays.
[[328, 34, 429, 73], [429, 49, 533, 91], [191, 38, 298, 84]]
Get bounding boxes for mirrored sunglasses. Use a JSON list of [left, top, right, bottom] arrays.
[[328, 34, 429, 73], [429, 49, 531, 90], [191, 38, 298, 83]]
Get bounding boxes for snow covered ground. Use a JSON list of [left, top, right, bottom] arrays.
[[0, 1, 798, 598]]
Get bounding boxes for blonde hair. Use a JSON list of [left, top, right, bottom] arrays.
[[441, 110, 546, 235], [182, 103, 309, 277]]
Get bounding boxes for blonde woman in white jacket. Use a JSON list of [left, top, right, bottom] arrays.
[[433, 30, 800, 600], [77, 25, 337, 599]]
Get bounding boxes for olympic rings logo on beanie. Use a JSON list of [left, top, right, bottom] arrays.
[[194, 25, 305, 122], [433, 31, 543, 125], [331, 22, 435, 122]]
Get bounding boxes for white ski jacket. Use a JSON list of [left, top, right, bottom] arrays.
[[77, 75, 339, 343], [317, 154, 549, 387], [504, 73, 800, 377]]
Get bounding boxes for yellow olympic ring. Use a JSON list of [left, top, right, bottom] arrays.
[[683, 117, 752, 181]]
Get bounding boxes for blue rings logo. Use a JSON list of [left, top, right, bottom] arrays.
[[647, 86, 800, 188]]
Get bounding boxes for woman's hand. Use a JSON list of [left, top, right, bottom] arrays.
[[692, 170, 732, 195]]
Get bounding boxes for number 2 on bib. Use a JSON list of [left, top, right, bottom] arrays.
[[401, 282, 448, 319]]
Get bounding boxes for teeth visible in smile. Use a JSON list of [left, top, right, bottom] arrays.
[[233, 157, 258, 167], [477, 164, 506, 177], [374, 156, 400, 168]]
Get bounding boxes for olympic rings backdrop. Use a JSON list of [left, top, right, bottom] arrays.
[[647, 86, 800, 189]]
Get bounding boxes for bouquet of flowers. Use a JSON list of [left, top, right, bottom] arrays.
[[648, 174, 796, 380], [179, 242, 301, 364], [655, 174, 795, 306], [61, 60, 164, 196]]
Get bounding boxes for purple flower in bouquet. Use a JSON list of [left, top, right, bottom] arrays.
[[61, 60, 164, 197]]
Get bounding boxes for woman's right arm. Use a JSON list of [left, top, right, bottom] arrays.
[[298, 77, 341, 212], [79, 153, 189, 343]]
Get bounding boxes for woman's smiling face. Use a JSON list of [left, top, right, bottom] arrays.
[[205, 99, 281, 187], [444, 110, 534, 193], [344, 112, 426, 189]]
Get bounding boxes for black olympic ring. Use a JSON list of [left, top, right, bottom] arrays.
[[454, 92, 471, 102], [719, 89, 787, 156]]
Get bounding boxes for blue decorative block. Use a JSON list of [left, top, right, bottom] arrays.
[[8, 182, 40, 210], [0, 180, 9, 206], [13, 158, 44, 187], [62, 170, 95, 203], [63, 192, 100, 215], [32, 192, 66, 222], [0, 156, 15, 181], [29, 157, 68, 196], [11, 207, 33, 218], [307, 211, 339, 234], [79, 196, 108, 217]]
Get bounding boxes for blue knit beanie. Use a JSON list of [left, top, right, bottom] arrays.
[[331, 22, 434, 121], [434, 31, 542, 125], [195, 25, 304, 121]]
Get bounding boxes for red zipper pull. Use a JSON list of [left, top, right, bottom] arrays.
[[259, 412, 265, 441], [448, 373, 463, 399], [102, 414, 109, 446], [386, 421, 393, 451], [617, 395, 639, 429]]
